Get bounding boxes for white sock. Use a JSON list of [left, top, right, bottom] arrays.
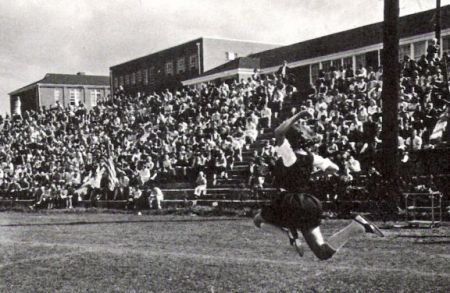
[[327, 220, 365, 251]]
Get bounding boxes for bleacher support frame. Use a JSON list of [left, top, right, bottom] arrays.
[[404, 192, 443, 228]]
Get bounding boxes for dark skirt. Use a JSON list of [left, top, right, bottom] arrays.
[[261, 192, 322, 230]]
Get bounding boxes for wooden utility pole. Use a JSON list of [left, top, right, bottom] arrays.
[[381, 0, 400, 180], [436, 0, 449, 97], [435, 0, 441, 44]]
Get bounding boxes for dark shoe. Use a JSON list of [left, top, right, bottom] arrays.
[[354, 215, 384, 237]]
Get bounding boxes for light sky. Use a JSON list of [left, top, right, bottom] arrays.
[[1, 0, 448, 115]]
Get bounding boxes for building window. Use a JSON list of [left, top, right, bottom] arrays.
[[321, 60, 332, 72], [143, 69, 148, 85], [343, 56, 353, 70], [119, 76, 124, 86], [177, 57, 186, 74], [413, 41, 426, 60], [443, 35, 450, 55], [114, 77, 119, 88], [399, 43, 411, 61], [149, 67, 155, 82], [125, 74, 130, 85], [331, 59, 342, 68], [165, 61, 174, 75], [90, 89, 101, 107], [189, 54, 198, 70], [310, 63, 320, 83], [355, 54, 366, 68], [69, 89, 81, 106], [136, 70, 142, 84], [54, 89, 61, 103], [226, 52, 237, 61], [131, 72, 136, 84]]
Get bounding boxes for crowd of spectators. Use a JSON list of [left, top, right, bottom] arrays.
[[0, 40, 448, 210], [247, 41, 449, 200], [0, 70, 297, 208]]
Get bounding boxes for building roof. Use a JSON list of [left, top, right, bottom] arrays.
[[9, 73, 110, 95], [250, 4, 450, 69], [109, 36, 279, 71]]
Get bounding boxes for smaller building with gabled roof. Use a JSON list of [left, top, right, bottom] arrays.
[[8, 72, 110, 114]]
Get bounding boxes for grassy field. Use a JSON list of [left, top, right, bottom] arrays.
[[0, 211, 449, 293]]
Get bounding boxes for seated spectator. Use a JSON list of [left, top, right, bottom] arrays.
[[148, 186, 164, 209], [405, 129, 423, 151], [194, 171, 207, 197], [253, 157, 269, 189], [160, 154, 176, 181], [214, 151, 228, 183], [127, 186, 144, 210]]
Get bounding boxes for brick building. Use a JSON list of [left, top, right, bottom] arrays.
[[9, 73, 110, 114], [183, 5, 450, 93], [109, 37, 280, 94]]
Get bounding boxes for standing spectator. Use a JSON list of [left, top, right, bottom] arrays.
[[260, 104, 272, 130], [276, 60, 291, 81]]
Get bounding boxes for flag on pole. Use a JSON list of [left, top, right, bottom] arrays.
[[430, 110, 449, 142], [103, 157, 118, 191], [74, 165, 104, 197]]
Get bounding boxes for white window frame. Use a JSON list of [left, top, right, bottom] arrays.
[[399, 43, 411, 61], [310, 63, 320, 83], [343, 56, 353, 69], [412, 40, 426, 61], [177, 57, 186, 74], [149, 67, 155, 81], [321, 60, 332, 72], [54, 89, 61, 103], [136, 70, 142, 84], [443, 35, 450, 55], [165, 61, 174, 75], [69, 89, 81, 106], [143, 69, 148, 85], [189, 54, 198, 70], [355, 54, 367, 68], [90, 89, 101, 107]]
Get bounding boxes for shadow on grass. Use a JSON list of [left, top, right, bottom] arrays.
[[413, 240, 450, 244], [396, 235, 450, 238], [0, 217, 247, 228]]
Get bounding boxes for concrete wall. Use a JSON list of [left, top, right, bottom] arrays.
[[202, 38, 279, 72]]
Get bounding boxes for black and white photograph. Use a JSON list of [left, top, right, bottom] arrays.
[[0, 0, 449, 292]]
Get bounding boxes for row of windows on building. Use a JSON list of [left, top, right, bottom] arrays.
[[53, 88, 102, 106], [309, 35, 450, 82], [113, 54, 199, 88]]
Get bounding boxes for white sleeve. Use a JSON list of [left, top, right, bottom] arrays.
[[275, 139, 297, 167], [312, 154, 339, 172]]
